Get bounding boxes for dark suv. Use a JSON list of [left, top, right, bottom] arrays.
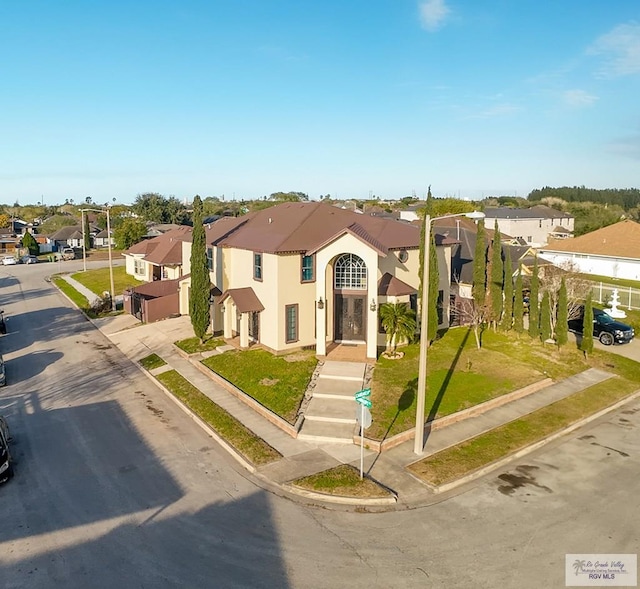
[[0, 416, 13, 483], [568, 307, 635, 345]]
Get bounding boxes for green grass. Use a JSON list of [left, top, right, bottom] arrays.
[[293, 464, 393, 498], [71, 266, 143, 296], [580, 273, 640, 290], [408, 368, 640, 486], [53, 276, 90, 310], [202, 349, 317, 423], [139, 354, 167, 370], [156, 369, 281, 466], [175, 336, 225, 354], [368, 327, 588, 441]]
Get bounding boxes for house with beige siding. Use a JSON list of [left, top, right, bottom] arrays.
[[178, 202, 456, 360], [483, 205, 574, 247], [538, 220, 640, 280]]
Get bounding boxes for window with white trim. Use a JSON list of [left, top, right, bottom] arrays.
[[334, 254, 367, 290]]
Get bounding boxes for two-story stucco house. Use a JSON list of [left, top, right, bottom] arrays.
[[483, 205, 574, 247], [177, 202, 457, 361]]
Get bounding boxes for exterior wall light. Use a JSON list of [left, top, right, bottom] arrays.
[[370, 298, 377, 312], [317, 297, 324, 310]]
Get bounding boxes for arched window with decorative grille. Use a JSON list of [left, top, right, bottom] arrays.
[[334, 254, 367, 290]]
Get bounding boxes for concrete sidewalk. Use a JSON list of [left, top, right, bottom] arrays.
[[93, 313, 625, 509]]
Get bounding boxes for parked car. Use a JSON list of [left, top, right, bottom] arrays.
[[0, 354, 5, 386], [0, 310, 5, 335], [60, 247, 75, 260], [2, 256, 17, 265], [0, 415, 13, 483], [20, 255, 38, 264], [568, 307, 635, 345]]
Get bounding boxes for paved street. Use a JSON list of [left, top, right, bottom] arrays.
[[0, 261, 638, 588]]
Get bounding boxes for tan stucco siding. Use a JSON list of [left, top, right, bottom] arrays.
[[275, 254, 316, 350]]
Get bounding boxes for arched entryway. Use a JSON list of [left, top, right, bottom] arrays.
[[333, 253, 367, 343]]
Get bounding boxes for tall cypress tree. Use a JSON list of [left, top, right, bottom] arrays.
[[540, 292, 552, 342], [556, 277, 568, 347], [489, 220, 503, 327], [428, 229, 439, 342], [580, 293, 594, 355], [472, 219, 487, 309], [528, 258, 540, 339], [189, 195, 210, 343], [513, 271, 524, 333], [500, 250, 513, 331]]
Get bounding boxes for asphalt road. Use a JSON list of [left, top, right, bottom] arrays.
[[1, 261, 638, 589]]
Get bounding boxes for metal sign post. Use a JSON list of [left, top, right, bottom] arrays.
[[354, 388, 372, 479]]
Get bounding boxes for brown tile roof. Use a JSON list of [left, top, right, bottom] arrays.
[[126, 226, 192, 265], [542, 220, 640, 259], [214, 202, 419, 254], [378, 273, 417, 296], [219, 287, 264, 313]]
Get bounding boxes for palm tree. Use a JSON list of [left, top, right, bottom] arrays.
[[379, 303, 416, 357]]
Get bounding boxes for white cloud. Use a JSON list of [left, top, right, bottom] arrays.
[[419, 0, 451, 32], [562, 89, 598, 107], [588, 22, 640, 77]]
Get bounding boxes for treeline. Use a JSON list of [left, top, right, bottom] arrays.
[[528, 186, 640, 210]]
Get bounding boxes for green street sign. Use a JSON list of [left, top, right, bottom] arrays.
[[355, 397, 372, 408], [354, 388, 371, 401]]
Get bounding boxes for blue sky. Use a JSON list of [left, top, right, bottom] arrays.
[[1, 1, 639, 205]]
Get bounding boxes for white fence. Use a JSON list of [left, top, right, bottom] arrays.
[[591, 282, 640, 311]]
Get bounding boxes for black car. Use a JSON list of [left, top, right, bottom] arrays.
[[568, 307, 635, 345], [0, 416, 13, 483]]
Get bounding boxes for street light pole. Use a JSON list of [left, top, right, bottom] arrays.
[[81, 210, 87, 272], [106, 206, 115, 312], [80, 205, 116, 312], [414, 209, 485, 454]]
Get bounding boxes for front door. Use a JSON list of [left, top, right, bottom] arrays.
[[334, 295, 365, 342]]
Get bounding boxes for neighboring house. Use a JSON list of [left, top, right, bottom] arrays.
[[143, 223, 183, 238], [483, 205, 574, 247], [432, 217, 535, 324], [177, 202, 458, 360], [398, 203, 425, 223], [94, 229, 114, 248], [538, 220, 640, 280], [123, 226, 192, 282], [49, 225, 99, 250]]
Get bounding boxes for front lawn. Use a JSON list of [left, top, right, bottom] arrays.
[[202, 349, 317, 424], [368, 327, 589, 441], [408, 349, 640, 486], [175, 336, 226, 354], [71, 266, 143, 296]]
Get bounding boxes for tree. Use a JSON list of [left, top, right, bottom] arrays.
[[114, 218, 147, 250], [500, 251, 513, 331], [488, 221, 503, 327], [580, 293, 594, 356], [528, 258, 540, 338], [472, 219, 487, 308], [428, 229, 439, 341], [556, 278, 568, 348], [189, 195, 210, 343], [83, 212, 91, 252], [21, 231, 39, 256], [513, 271, 524, 333], [0, 214, 10, 229], [540, 292, 552, 342], [132, 192, 188, 224], [379, 303, 416, 357]]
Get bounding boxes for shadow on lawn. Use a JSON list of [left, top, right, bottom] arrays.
[[419, 326, 472, 448]]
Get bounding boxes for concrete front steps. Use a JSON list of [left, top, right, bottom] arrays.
[[298, 361, 368, 444]]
